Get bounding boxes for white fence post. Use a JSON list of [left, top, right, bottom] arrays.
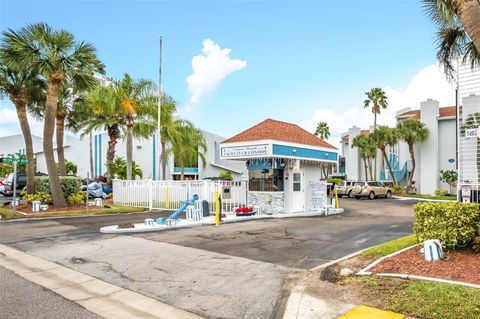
[[149, 179, 153, 210]]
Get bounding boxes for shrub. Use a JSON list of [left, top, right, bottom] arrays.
[[67, 191, 85, 206], [434, 189, 449, 196], [392, 185, 403, 195], [219, 171, 233, 181], [25, 192, 53, 205], [327, 178, 344, 185], [413, 202, 480, 250], [35, 176, 82, 202]]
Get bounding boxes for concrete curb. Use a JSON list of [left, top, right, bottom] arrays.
[[100, 209, 345, 234], [357, 244, 418, 275], [0, 244, 204, 319], [392, 196, 455, 203]]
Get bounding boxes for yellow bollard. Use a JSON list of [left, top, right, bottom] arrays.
[[215, 191, 220, 227], [166, 187, 169, 209], [335, 188, 339, 209]]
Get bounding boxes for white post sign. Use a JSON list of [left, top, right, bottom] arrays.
[[310, 181, 327, 210]]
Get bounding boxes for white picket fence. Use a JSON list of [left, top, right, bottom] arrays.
[[112, 179, 248, 213]]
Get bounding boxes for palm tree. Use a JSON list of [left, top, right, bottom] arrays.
[[396, 118, 430, 192], [0, 23, 104, 207], [314, 122, 330, 139], [422, 0, 480, 79], [364, 88, 388, 129], [115, 73, 157, 180], [352, 134, 376, 181], [0, 66, 45, 195], [172, 121, 207, 180], [156, 95, 180, 180], [75, 85, 119, 184], [459, 112, 480, 183], [364, 87, 388, 179], [371, 126, 398, 185]]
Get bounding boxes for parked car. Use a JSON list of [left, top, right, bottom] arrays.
[[336, 180, 356, 198], [2, 172, 47, 196], [352, 181, 393, 200]]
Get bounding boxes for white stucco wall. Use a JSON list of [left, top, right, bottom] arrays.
[[419, 99, 439, 195], [32, 129, 246, 180]]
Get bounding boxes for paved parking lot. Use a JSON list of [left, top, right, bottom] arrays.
[[0, 197, 417, 319]]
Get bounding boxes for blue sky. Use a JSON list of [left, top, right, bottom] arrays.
[[0, 0, 456, 145]]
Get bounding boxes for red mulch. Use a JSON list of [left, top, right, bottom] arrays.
[[371, 246, 480, 285]]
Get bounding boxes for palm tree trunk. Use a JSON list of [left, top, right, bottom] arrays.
[[44, 74, 66, 207], [106, 125, 119, 185], [363, 158, 368, 181], [451, 0, 480, 53], [12, 96, 35, 195], [321, 164, 327, 179], [180, 167, 185, 180], [368, 158, 374, 181], [89, 133, 94, 178], [126, 124, 133, 180], [161, 141, 167, 180], [408, 142, 416, 192], [382, 148, 397, 185], [56, 114, 66, 176]]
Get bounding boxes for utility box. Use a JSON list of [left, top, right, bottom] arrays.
[[202, 200, 210, 217], [221, 186, 232, 200]]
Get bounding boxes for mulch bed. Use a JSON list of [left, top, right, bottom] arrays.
[[14, 204, 107, 214], [371, 246, 480, 285]]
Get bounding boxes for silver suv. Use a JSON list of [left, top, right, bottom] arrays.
[[336, 180, 356, 198]]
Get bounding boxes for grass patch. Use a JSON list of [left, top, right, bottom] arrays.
[[360, 235, 417, 260], [386, 280, 480, 319], [0, 204, 147, 220], [343, 276, 480, 319], [400, 194, 457, 201]]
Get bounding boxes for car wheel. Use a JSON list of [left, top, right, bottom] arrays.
[[338, 194, 343, 198], [355, 196, 361, 200], [368, 192, 375, 200], [347, 190, 353, 198], [386, 191, 392, 199]]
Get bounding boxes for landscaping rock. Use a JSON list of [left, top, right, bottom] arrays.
[[339, 268, 354, 277]]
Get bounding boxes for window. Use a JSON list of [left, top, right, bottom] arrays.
[[293, 172, 301, 192]]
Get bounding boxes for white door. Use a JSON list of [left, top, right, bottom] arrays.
[[291, 170, 305, 212]]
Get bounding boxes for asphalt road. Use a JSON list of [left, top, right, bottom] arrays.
[[0, 197, 417, 319], [0, 266, 101, 319]]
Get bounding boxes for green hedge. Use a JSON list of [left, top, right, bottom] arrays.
[[35, 176, 82, 200], [413, 202, 480, 250]]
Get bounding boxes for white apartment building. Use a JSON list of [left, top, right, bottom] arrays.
[[341, 62, 479, 195], [341, 100, 457, 194]]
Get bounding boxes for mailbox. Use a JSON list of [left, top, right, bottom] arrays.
[[222, 186, 232, 199]]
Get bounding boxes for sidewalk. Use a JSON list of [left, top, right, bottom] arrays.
[[283, 285, 406, 319], [0, 244, 203, 319]]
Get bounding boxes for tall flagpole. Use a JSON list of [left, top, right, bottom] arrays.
[[157, 36, 163, 180]]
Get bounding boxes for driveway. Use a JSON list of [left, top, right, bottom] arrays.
[[0, 197, 416, 319]]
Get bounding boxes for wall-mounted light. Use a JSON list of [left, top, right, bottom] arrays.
[[292, 149, 297, 153], [136, 145, 142, 149]]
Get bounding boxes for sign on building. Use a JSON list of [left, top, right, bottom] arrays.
[[221, 144, 269, 158]]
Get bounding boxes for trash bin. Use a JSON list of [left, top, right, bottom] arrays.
[[202, 200, 210, 217]]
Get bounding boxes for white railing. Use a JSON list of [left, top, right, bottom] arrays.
[[113, 179, 248, 213], [457, 183, 480, 203]]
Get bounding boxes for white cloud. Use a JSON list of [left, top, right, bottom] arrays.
[[0, 106, 44, 137], [0, 107, 18, 124], [186, 39, 247, 105], [300, 63, 456, 150]]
